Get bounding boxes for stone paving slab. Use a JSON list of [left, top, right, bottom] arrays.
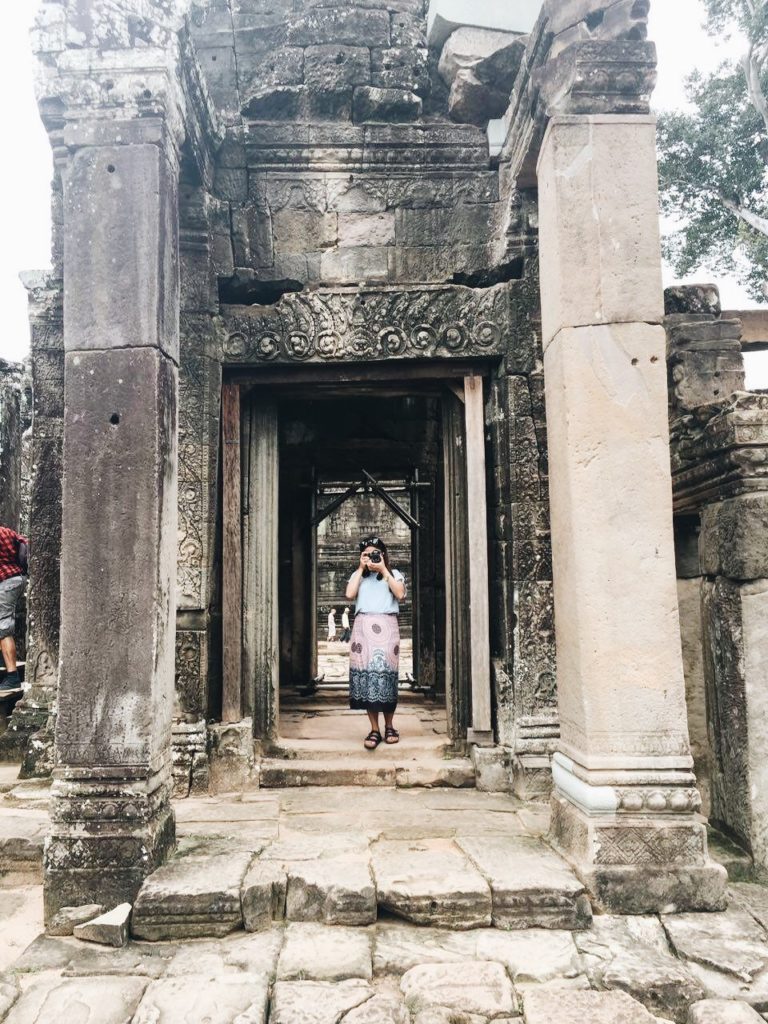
[[400, 961, 517, 1017], [132, 976, 270, 1024], [3, 975, 148, 1024], [0, 887, 44, 973], [372, 922, 584, 984], [521, 988, 665, 1023], [688, 999, 766, 1023], [163, 929, 283, 981], [270, 979, 375, 1024], [371, 838, 492, 928], [575, 915, 704, 1023], [662, 911, 768, 1009], [458, 835, 591, 930], [277, 922, 373, 981]]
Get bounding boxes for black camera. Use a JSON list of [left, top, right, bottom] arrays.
[[368, 551, 382, 564]]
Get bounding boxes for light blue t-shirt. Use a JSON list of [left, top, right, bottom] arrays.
[[353, 569, 405, 615]]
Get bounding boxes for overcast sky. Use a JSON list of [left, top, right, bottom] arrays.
[[0, 0, 763, 367]]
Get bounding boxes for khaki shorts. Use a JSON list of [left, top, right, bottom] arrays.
[[0, 576, 26, 640]]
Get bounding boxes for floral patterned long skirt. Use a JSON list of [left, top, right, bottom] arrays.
[[349, 613, 400, 713]]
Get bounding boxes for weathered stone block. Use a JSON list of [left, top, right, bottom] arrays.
[[286, 857, 377, 926], [523, 988, 662, 1024], [438, 26, 520, 86], [689, 1000, 766, 1023], [63, 145, 179, 361], [56, 349, 177, 769], [304, 45, 371, 90], [271, 981, 374, 1024], [371, 839, 492, 929], [371, 47, 429, 93], [320, 245, 389, 282], [448, 68, 510, 126], [352, 86, 423, 123], [575, 915, 704, 1022], [46, 903, 104, 937], [2, 977, 148, 1024], [400, 962, 516, 1017], [337, 211, 395, 248], [458, 835, 591, 930], [702, 577, 768, 870], [132, 978, 270, 1024], [273, 210, 338, 254], [700, 496, 768, 580], [287, 8, 390, 47], [277, 923, 373, 981], [73, 902, 131, 947], [241, 859, 287, 931], [132, 841, 255, 940], [538, 117, 664, 347]]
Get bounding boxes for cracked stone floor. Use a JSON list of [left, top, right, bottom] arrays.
[[2, 774, 768, 1022]]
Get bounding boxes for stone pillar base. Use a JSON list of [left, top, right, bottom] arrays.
[[0, 698, 51, 764], [43, 763, 175, 921], [550, 792, 727, 914], [512, 754, 554, 802]]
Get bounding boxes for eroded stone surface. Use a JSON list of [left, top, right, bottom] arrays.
[[242, 860, 287, 932], [522, 988, 663, 1024], [662, 911, 768, 1006], [132, 841, 256, 940], [47, 903, 104, 937], [400, 961, 516, 1017], [458, 835, 591, 929], [72, 902, 131, 948], [277, 923, 373, 981], [576, 915, 704, 1022], [270, 980, 374, 1024], [372, 839, 492, 929], [286, 857, 377, 926], [688, 1000, 766, 1023], [4, 976, 148, 1024], [132, 977, 270, 1024]]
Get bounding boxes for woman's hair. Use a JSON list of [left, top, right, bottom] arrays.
[[359, 536, 391, 575]]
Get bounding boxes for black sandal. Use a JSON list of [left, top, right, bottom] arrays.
[[364, 730, 382, 750], [385, 727, 400, 745]]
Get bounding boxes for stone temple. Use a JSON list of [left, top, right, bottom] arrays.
[[2, 1, 768, 1010]]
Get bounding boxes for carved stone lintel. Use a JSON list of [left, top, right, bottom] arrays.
[[536, 40, 657, 118], [44, 761, 175, 921], [219, 283, 512, 365], [672, 393, 768, 512]]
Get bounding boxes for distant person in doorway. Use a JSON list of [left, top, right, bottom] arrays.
[[0, 524, 28, 692], [340, 606, 351, 643], [327, 608, 337, 643], [346, 537, 406, 750]]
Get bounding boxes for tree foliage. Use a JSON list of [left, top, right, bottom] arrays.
[[657, 0, 768, 299]]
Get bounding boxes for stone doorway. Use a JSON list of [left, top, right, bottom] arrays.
[[221, 369, 494, 763]]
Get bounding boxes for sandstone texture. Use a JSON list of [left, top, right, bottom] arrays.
[[72, 903, 132, 948]]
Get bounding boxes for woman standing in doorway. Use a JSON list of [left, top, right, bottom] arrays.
[[346, 537, 406, 750]]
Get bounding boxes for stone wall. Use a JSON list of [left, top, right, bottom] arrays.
[[666, 284, 768, 870]]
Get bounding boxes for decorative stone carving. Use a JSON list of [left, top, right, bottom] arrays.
[[220, 283, 511, 365]]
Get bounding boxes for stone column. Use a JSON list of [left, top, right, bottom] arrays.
[[538, 115, 726, 912], [0, 276, 63, 773], [44, 118, 182, 916]]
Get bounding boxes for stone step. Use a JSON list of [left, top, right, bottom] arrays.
[[128, 830, 590, 943], [266, 740, 456, 762], [259, 757, 475, 789]]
